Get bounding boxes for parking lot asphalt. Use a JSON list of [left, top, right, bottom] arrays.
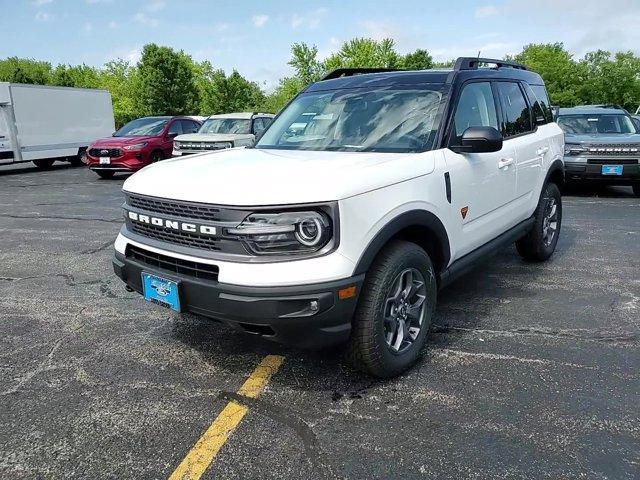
[[0, 163, 638, 480]]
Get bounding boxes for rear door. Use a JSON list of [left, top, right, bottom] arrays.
[[0, 106, 15, 164], [442, 81, 518, 256], [496, 81, 545, 212]]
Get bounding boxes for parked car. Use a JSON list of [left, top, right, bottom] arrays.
[[86, 116, 201, 179], [113, 57, 564, 378], [172, 112, 274, 156], [0, 82, 114, 170], [558, 105, 640, 196]]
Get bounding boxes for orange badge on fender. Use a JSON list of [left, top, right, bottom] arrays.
[[461, 206, 469, 219]]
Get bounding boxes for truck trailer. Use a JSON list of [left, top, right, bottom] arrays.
[[0, 82, 115, 169]]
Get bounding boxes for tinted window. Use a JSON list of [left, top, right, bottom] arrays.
[[522, 84, 547, 126], [530, 85, 553, 124], [181, 120, 199, 134], [199, 118, 252, 134], [168, 121, 183, 135], [497, 82, 532, 137], [263, 117, 273, 128], [452, 82, 498, 141], [113, 118, 169, 137], [557, 114, 637, 135], [252, 118, 266, 134]]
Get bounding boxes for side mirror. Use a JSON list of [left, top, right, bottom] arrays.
[[452, 126, 503, 154], [167, 132, 179, 139]]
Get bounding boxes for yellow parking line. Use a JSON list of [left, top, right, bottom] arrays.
[[168, 355, 285, 480]]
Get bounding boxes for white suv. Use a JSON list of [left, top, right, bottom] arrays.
[[172, 112, 274, 156], [113, 58, 565, 378]]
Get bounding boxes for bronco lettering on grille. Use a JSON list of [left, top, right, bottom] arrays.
[[127, 211, 217, 236]]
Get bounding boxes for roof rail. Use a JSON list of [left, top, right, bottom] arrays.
[[321, 68, 403, 81], [454, 57, 528, 71]]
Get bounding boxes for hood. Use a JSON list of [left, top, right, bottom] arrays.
[[91, 136, 157, 147], [565, 133, 640, 145], [175, 133, 254, 142], [123, 147, 436, 206]]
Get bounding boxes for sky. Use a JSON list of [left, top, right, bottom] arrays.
[[2, 0, 640, 90]]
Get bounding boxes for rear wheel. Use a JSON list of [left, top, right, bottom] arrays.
[[69, 149, 86, 167], [347, 240, 437, 378], [150, 150, 163, 163], [633, 183, 640, 197], [95, 170, 115, 179], [33, 159, 55, 169], [516, 182, 562, 262]]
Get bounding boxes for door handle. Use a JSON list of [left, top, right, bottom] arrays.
[[498, 158, 514, 169], [536, 146, 549, 156]]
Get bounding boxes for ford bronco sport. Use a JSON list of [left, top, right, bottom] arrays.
[[113, 58, 565, 378]]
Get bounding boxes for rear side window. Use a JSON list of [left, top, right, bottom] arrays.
[[452, 82, 499, 142], [522, 84, 547, 126], [497, 82, 532, 137], [168, 121, 183, 135], [530, 85, 553, 124], [181, 120, 199, 134]]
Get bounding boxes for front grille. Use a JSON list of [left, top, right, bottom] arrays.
[[131, 222, 221, 251], [178, 142, 228, 151], [585, 144, 640, 156], [89, 148, 123, 158], [588, 159, 639, 165], [128, 194, 222, 222], [126, 244, 219, 281]]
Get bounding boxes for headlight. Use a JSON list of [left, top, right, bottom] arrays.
[[564, 144, 587, 156], [227, 211, 333, 255], [173, 141, 181, 150], [123, 142, 148, 151]]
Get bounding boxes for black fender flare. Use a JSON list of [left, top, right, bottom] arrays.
[[353, 210, 451, 276], [544, 158, 565, 185]]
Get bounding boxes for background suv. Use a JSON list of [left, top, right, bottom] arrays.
[[113, 58, 564, 378], [87, 116, 201, 179], [172, 112, 274, 156], [558, 105, 640, 196]]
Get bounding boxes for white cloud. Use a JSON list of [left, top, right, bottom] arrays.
[[145, 0, 166, 12], [291, 8, 327, 30], [32, 0, 53, 5], [475, 5, 500, 18], [83, 22, 93, 32], [35, 11, 53, 21], [252, 14, 269, 28], [360, 20, 399, 41], [134, 12, 159, 27], [108, 20, 118, 29]]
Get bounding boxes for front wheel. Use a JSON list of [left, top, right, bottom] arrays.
[[516, 182, 562, 262], [95, 170, 115, 179], [33, 159, 55, 169], [347, 240, 437, 378]]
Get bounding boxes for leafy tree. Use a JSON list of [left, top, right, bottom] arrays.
[[0, 57, 52, 84], [51, 64, 100, 88], [200, 69, 265, 114], [579, 51, 640, 111], [134, 43, 199, 116], [324, 38, 402, 70], [402, 49, 434, 70], [288, 43, 324, 85], [99, 59, 139, 127]]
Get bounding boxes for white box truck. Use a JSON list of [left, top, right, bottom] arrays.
[[0, 82, 115, 169]]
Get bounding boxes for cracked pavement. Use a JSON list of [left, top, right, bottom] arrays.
[[0, 163, 639, 479]]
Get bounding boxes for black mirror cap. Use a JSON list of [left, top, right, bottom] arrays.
[[454, 126, 503, 153]]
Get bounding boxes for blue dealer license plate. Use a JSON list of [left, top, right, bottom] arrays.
[[601, 165, 623, 176], [142, 273, 181, 312]]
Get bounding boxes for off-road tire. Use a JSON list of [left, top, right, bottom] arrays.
[[96, 170, 115, 179], [33, 159, 55, 169], [347, 240, 437, 378], [516, 182, 562, 262]]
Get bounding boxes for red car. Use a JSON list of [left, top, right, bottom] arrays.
[[86, 116, 201, 179]]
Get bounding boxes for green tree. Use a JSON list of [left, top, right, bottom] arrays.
[[579, 51, 640, 110], [0, 57, 52, 84], [324, 38, 402, 70], [99, 59, 139, 128], [288, 43, 324, 85], [51, 64, 100, 88], [134, 44, 199, 116], [402, 49, 434, 70]]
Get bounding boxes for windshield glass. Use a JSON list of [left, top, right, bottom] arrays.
[[256, 86, 447, 152], [199, 118, 251, 134], [557, 114, 637, 135], [114, 118, 168, 137]]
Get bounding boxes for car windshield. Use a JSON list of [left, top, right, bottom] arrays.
[[557, 114, 637, 135], [199, 118, 251, 134], [255, 85, 447, 153], [114, 118, 169, 137]]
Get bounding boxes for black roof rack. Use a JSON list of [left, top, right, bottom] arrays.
[[321, 68, 402, 81], [454, 57, 528, 71]]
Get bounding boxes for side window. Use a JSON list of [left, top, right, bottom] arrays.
[[181, 120, 199, 134], [168, 121, 183, 136], [497, 82, 532, 137], [522, 84, 547, 126], [452, 82, 498, 142], [530, 85, 553, 124], [252, 118, 266, 134], [263, 117, 273, 129]]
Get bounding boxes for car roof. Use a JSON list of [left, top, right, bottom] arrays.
[[206, 112, 274, 120], [305, 67, 544, 93], [558, 106, 629, 116]]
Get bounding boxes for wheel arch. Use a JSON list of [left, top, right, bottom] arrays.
[[545, 159, 565, 187], [353, 210, 451, 277]]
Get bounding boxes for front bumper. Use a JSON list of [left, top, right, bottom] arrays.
[[564, 158, 640, 184], [87, 150, 150, 172], [113, 250, 363, 349]]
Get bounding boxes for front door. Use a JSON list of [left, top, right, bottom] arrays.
[[442, 81, 518, 257]]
